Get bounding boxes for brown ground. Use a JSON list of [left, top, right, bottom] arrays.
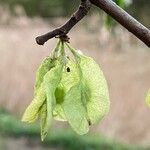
[[0, 16, 150, 145]]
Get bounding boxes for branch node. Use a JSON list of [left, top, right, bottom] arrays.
[[58, 35, 70, 43]]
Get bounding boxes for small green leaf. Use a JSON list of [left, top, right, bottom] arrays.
[[53, 59, 80, 121], [23, 56, 56, 125], [63, 84, 89, 135], [77, 54, 110, 124], [40, 103, 48, 141], [22, 85, 46, 123], [34, 56, 56, 95], [145, 90, 150, 107], [40, 62, 63, 140]]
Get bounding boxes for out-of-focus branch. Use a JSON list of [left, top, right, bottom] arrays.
[[36, 0, 91, 45], [36, 0, 150, 47], [89, 0, 150, 47]]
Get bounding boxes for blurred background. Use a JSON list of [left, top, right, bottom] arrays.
[[0, 0, 150, 150]]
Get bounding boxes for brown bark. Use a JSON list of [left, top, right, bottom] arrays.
[[36, 0, 150, 47]]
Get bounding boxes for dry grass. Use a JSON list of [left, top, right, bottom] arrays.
[[0, 15, 150, 145]]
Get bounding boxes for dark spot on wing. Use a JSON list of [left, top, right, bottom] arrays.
[[67, 67, 70, 72]]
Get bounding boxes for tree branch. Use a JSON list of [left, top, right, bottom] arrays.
[[36, 0, 150, 47], [36, 0, 91, 45], [89, 0, 150, 47]]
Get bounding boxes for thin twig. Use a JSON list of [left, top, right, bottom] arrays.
[[36, 0, 91, 45]]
